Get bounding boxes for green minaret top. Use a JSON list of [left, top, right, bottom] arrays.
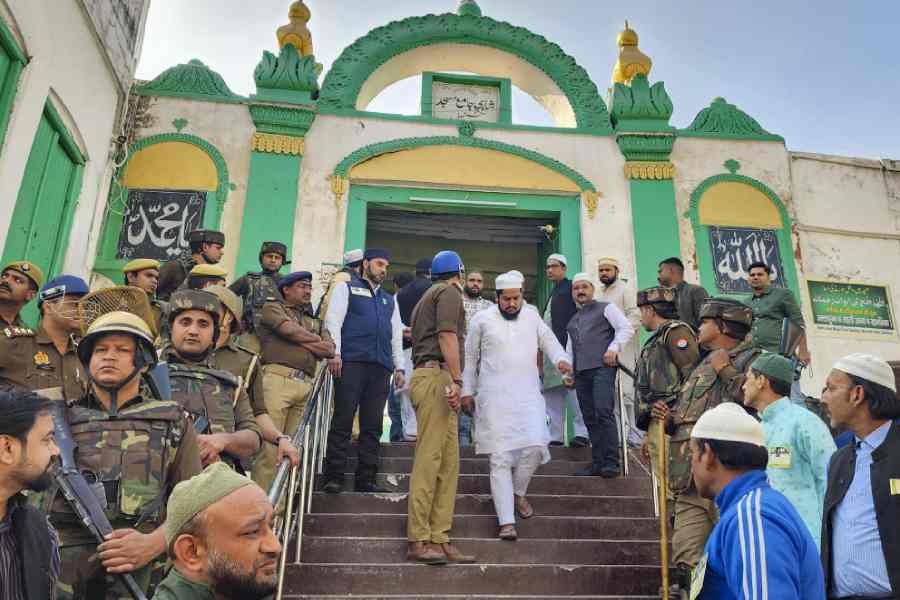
[[457, 0, 482, 17]]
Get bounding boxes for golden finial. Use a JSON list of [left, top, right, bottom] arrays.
[[277, 1, 314, 57], [612, 20, 652, 85]]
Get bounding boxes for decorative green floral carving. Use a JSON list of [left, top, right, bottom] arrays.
[[681, 97, 783, 141], [724, 159, 740, 174], [457, 0, 483, 17], [249, 105, 316, 136], [457, 122, 476, 137], [254, 43, 320, 104], [319, 12, 612, 133], [611, 74, 673, 130], [172, 118, 188, 132], [134, 59, 243, 104], [616, 134, 675, 162]]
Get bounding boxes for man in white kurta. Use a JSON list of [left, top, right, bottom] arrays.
[[461, 272, 572, 539]]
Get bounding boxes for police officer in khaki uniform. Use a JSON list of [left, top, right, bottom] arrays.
[[163, 290, 261, 470], [634, 286, 700, 487], [122, 258, 166, 335], [50, 310, 203, 600], [654, 298, 760, 597], [0, 275, 89, 402], [229, 241, 289, 353], [157, 230, 225, 301], [206, 285, 301, 475], [254, 271, 334, 492], [0, 260, 43, 327], [406, 251, 475, 565], [185, 263, 227, 291]]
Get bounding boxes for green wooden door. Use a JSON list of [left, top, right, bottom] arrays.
[[2, 102, 84, 325]]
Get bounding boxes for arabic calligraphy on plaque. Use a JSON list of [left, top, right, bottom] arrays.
[[708, 226, 785, 294], [431, 81, 500, 122], [116, 189, 207, 261]]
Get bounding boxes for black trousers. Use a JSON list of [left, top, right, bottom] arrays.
[[324, 361, 391, 484], [574, 366, 619, 471]]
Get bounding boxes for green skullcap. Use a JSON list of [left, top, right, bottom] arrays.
[[164, 462, 256, 546], [751, 353, 793, 387]]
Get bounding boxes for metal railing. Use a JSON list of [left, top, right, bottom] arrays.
[[267, 362, 335, 600]]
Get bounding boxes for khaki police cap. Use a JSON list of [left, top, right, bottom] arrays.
[[2, 261, 44, 289], [122, 258, 161, 274], [637, 286, 676, 307], [189, 264, 228, 279], [205, 285, 243, 334]]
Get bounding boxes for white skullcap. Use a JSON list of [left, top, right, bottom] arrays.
[[508, 270, 525, 283], [833, 353, 897, 392], [495, 271, 523, 291], [546, 253, 567, 267], [343, 249, 364, 266], [572, 272, 594, 286], [691, 403, 764, 446]]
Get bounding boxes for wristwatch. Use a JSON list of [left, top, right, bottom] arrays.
[[275, 435, 291, 445]]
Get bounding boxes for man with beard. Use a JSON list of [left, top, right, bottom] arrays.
[[158, 230, 225, 301], [153, 463, 280, 600], [0, 261, 43, 328], [0, 389, 61, 600], [461, 272, 572, 540], [657, 257, 709, 331], [459, 270, 493, 447], [229, 241, 289, 353], [0, 275, 89, 402], [323, 249, 404, 493]]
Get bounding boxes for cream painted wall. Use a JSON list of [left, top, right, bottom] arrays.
[[0, 0, 145, 281]]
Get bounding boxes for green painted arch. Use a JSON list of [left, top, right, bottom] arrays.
[[92, 133, 232, 282], [688, 172, 800, 299], [333, 135, 596, 193], [319, 11, 612, 133]]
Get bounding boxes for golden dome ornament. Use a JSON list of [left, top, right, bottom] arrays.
[[612, 21, 652, 85]]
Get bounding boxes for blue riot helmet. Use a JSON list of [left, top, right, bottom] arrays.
[[431, 251, 465, 278]]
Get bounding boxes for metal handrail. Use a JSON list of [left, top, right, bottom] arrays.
[[267, 362, 335, 600]]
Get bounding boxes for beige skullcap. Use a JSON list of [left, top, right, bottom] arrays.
[[546, 253, 567, 267], [597, 256, 620, 269], [164, 462, 256, 546], [572, 272, 594, 286], [833, 353, 896, 393], [691, 403, 764, 446]]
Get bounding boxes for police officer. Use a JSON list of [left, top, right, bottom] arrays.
[[0, 260, 43, 327], [655, 297, 760, 597], [229, 241, 289, 352], [185, 263, 227, 291], [123, 258, 166, 335], [206, 285, 301, 482], [49, 310, 203, 600], [163, 290, 261, 469], [322, 249, 404, 493], [157, 229, 225, 301], [0, 275, 89, 401], [634, 286, 700, 496], [256, 272, 334, 492]]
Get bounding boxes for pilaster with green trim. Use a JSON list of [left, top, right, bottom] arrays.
[[236, 44, 319, 277], [0, 18, 26, 153], [611, 74, 679, 290]]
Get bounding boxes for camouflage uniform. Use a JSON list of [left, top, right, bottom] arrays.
[[0, 322, 85, 401], [229, 271, 282, 353], [634, 287, 700, 492], [667, 299, 759, 587]]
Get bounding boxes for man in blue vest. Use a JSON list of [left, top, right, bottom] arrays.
[[322, 248, 405, 493]]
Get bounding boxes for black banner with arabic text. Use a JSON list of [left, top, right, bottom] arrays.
[[709, 226, 786, 294], [116, 189, 206, 261]]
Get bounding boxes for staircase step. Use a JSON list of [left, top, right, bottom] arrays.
[[302, 537, 660, 565], [284, 564, 660, 596], [352, 443, 596, 461], [349, 457, 595, 475], [334, 473, 651, 496], [305, 513, 659, 540], [311, 492, 653, 517], [287, 596, 657, 599]]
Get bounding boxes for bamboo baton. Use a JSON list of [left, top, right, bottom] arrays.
[[657, 417, 670, 600]]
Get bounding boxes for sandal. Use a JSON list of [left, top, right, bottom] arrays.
[[498, 524, 517, 540], [515, 495, 535, 519]]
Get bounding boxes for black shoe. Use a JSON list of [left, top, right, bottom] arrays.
[[573, 465, 602, 476], [322, 478, 343, 494], [549, 441, 564, 447], [354, 481, 389, 493], [599, 467, 620, 479], [570, 436, 590, 448]]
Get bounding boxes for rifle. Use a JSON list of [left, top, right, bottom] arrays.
[[49, 403, 148, 600]]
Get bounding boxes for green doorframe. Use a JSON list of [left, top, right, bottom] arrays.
[[629, 179, 682, 291], [688, 173, 800, 300], [0, 17, 26, 153], [344, 185, 583, 276]]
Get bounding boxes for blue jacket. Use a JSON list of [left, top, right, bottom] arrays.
[[341, 274, 395, 371], [693, 470, 825, 600]]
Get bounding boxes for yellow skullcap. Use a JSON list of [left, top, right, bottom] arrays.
[[189, 264, 227, 278], [122, 258, 161, 274], [2, 261, 44, 289]]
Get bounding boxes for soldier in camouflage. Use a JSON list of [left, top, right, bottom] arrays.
[[229, 241, 288, 353], [654, 297, 760, 597], [156, 230, 225, 301], [634, 286, 700, 490], [49, 310, 202, 600], [162, 290, 262, 470]]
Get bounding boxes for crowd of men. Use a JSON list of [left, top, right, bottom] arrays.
[[0, 229, 897, 600]]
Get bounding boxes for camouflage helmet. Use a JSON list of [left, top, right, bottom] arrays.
[[77, 311, 157, 369], [187, 229, 225, 246], [259, 241, 290, 264], [205, 285, 243, 334], [637, 286, 676, 307], [698, 297, 754, 327], [168, 290, 222, 325]]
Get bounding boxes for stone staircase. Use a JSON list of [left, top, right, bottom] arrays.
[[284, 443, 661, 599]]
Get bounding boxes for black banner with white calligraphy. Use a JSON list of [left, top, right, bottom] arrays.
[[116, 189, 206, 261], [709, 226, 786, 294]]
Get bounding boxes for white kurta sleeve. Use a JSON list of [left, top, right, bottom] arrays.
[[461, 314, 484, 397], [324, 282, 349, 356], [390, 296, 404, 369], [622, 284, 641, 330], [537, 316, 569, 367], [604, 302, 634, 353]]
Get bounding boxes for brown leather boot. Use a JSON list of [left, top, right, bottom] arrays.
[[406, 541, 447, 565], [440, 542, 476, 563]]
